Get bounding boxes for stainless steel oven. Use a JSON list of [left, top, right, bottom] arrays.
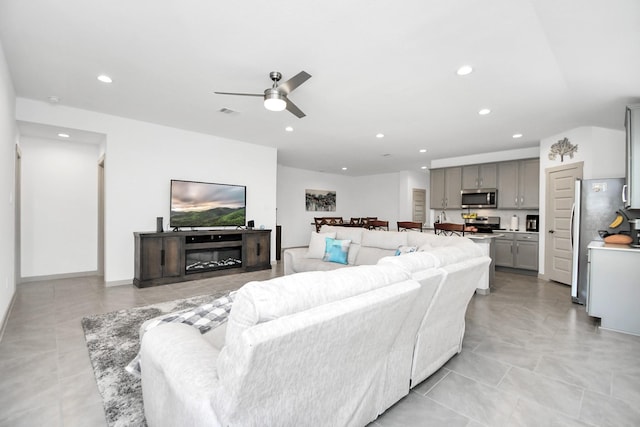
[[461, 189, 497, 208]]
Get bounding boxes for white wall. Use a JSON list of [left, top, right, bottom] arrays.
[[276, 165, 427, 248], [277, 165, 355, 248], [537, 126, 625, 274], [16, 98, 278, 285], [20, 137, 99, 277], [431, 146, 540, 169], [0, 41, 16, 327]]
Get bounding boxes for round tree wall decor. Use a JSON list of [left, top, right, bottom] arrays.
[[548, 137, 578, 162]]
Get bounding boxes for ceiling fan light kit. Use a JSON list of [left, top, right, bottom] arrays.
[[215, 71, 311, 118], [263, 89, 286, 111]]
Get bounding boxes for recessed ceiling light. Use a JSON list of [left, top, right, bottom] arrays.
[[421, 166, 427, 170], [58, 133, 70, 138], [512, 133, 523, 139], [285, 126, 293, 132], [456, 65, 473, 76], [478, 108, 491, 116], [376, 133, 385, 138], [47, 96, 60, 104], [97, 74, 113, 83], [342, 167, 348, 171], [419, 149, 427, 153]]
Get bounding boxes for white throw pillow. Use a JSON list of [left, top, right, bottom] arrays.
[[305, 231, 337, 259]]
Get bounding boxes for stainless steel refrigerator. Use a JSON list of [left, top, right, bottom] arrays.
[[571, 178, 625, 304]]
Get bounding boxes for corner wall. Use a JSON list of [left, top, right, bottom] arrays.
[[20, 137, 99, 278], [0, 41, 16, 328], [538, 126, 625, 275], [276, 165, 427, 248], [16, 98, 278, 285]]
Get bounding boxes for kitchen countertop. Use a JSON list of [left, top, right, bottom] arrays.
[[467, 233, 504, 240], [494, 230, 538, 234], [588, 240, 640, 252]]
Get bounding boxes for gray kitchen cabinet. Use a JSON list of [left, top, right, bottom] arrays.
[[462, 163, 497, 189], [514, 233, 539, 270], [494, 232, 539, 271], [494, 236, 514, 267], [430, 167, 462, 210], [497, 159, 539, 209], [430, 169, 446, 209], [587, 243, 640, 335]]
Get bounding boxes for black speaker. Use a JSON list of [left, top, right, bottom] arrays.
[[247, 220, 255, 229], [156, 217, 163, 233]]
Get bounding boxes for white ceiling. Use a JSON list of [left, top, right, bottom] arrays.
[[1, 0, 639, 176]]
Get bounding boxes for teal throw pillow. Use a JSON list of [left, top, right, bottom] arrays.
[[323, 237, 351, 264]]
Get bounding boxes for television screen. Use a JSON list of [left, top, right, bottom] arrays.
[[170, 180, 246, 228]]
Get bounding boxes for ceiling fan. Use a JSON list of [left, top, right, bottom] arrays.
[[214, 71, 311, 118]]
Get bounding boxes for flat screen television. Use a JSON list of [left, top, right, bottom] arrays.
[[170, 180, 246, 228]]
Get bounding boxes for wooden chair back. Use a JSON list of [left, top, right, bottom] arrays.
[[369, 220, 389, 231], [397, 221, 423, 232], [313, 217, 344, 232], [433, 222, 466, 236]]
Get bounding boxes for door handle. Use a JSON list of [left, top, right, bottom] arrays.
[[257, 243, 261, 257], [569, 203, 575, 247]]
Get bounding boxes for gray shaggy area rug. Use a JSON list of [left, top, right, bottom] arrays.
[[81, 291, 231, 427]]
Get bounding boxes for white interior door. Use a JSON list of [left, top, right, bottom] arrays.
[[545, 162, 583, 284]]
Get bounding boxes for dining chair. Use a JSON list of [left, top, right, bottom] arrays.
[[369, 220, 389, 231], [397, 221, 423, 232], [433, 222, 466, 236]]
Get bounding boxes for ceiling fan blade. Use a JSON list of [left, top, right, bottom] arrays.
[[285, 98, 306, 118], [278, 71, 311, 95], [214, 91, 263, 97]]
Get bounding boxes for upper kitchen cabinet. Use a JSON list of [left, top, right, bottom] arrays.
[[462, 163, 497, 189], [497, 159, 540, 209], [430, 167, 462, 210], [624, 104, 640, 209]]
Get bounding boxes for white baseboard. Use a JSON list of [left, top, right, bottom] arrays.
[[19, 270, 100, 283]]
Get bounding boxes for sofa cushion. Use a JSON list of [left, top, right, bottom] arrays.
[[377, 251, 438, 273], [305, 231, 336, 259], [323, 238, 351, 264], [225, 265, 409, 346], [422, 244, 483, 266], [321, 225, 364, 264], [362, 229, 407, 249]]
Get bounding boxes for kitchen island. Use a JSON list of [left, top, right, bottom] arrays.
[[467, 233, 504, 294], [587, 241, 640, 336]]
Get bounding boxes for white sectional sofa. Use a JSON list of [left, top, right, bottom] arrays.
[[140, 226, 490, 427], [141, 265, 429, 427], [284, 225, 489, 293]]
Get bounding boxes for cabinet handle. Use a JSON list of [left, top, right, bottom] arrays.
[[516, 243, 519, 254], [161, 249, 165, 266], [622, 184, 628, 203], [521, 196, 524, 204], [479, 178, 483, 187], [257, 243, 261, 257], [515, 197, 518, 205]]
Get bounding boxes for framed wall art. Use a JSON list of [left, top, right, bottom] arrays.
[[305, 189, 336, 211]]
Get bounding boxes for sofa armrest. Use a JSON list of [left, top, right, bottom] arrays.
[[141, 323, 223, 427], [283, 247, 308, 275]]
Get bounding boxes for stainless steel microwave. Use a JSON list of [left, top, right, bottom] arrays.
[[461, 189, 498, 208]]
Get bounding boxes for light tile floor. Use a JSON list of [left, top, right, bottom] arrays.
[[1, 266, 639, 426]]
